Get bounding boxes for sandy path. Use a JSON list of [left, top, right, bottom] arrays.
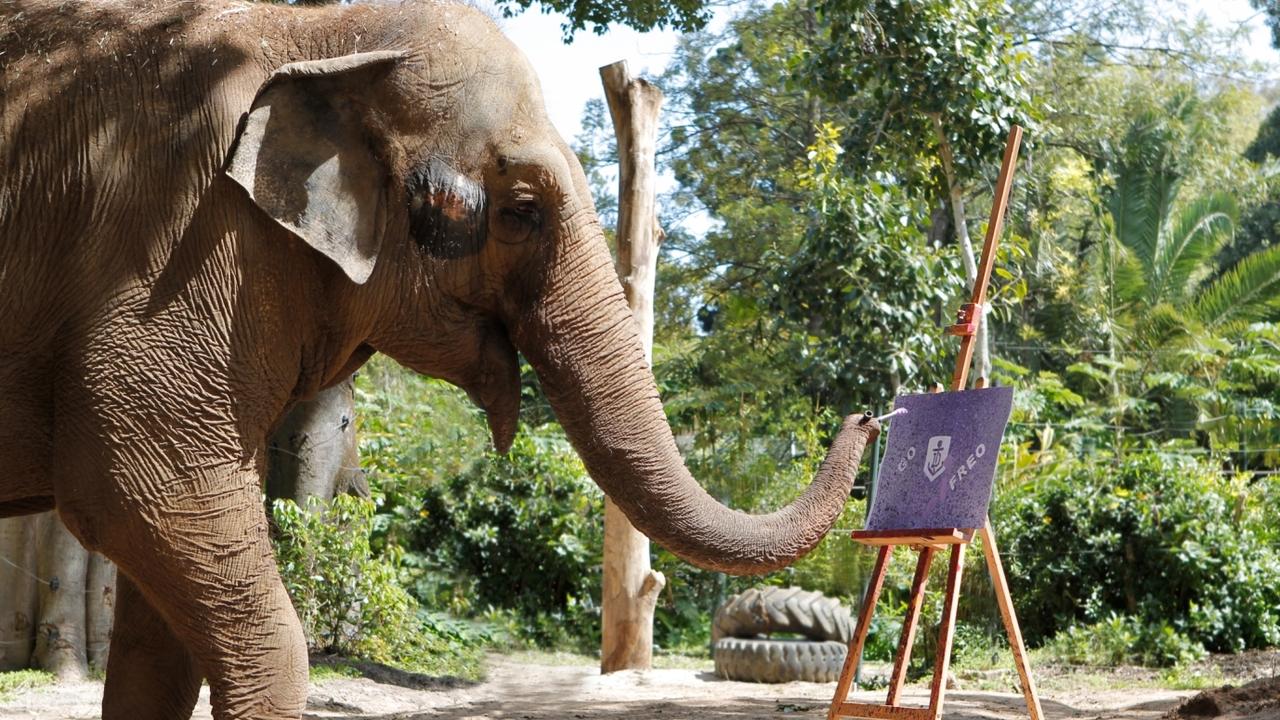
[[0, 656, 1194, 720]]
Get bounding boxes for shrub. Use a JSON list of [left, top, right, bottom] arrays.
[[1041, 615, 1206, 668], [271, 495, 482, 677], [996, 451, 1280, 652], [411, 426, 605, 647]]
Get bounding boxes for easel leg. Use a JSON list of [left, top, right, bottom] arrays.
[[828, 545, 893, 720], [926, 544, 965, 720], [981, 521, 1043, 720], [887, 547, 936, 706]]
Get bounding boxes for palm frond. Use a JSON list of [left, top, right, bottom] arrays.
[[1129, 302, 1194, 350], [1111, 241, 1148, 308], [1149, 192, 1237, 307], [1107, 109, 1181, 272], [1191, 244, 1280, 329]]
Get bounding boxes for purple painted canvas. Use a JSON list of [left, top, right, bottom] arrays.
[[865, 386, 1014, 531]]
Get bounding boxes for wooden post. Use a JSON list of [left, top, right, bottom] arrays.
[[598, 59, 667, 673]]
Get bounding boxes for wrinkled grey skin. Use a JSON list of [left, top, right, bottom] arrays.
[[0, 2, 878, 718]]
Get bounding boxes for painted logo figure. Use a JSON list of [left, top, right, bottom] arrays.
[[924, 436, 951, 481]]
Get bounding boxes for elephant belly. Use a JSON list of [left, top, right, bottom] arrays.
[[0, 496, 55, 518]]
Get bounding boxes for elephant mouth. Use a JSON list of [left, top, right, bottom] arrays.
[[463, 321, 521, 454]]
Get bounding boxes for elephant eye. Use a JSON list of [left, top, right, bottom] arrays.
[[501, 201, 541, 227], [496, 200, 542, 243]]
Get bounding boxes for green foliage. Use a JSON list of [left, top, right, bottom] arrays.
[[271, 495, 483, 677], [1102, 98, 1243, 319], [804, 0, 1037, 190], [777, 124, 959, 402], [355, 355, 490, 551], [411, 427, 605, 648], [1223, 181, 1280, 274], [861, 601, 907, 662], [996, 453, 1280, 653], [1042, 615, 1206, 668], [1245, 105, 1280, 163], [495, 0, 709, 38]]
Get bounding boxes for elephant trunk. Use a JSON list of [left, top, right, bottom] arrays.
[[511, 225, 879, 576]]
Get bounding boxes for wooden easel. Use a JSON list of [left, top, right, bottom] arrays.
[[827, 126, 1043, 720]]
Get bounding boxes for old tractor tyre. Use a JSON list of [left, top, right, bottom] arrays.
[[713, 638, 848, 683], [712, 586, 854, 644], [711, 587, 854, 683]]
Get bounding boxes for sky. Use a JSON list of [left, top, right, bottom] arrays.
[[486, 0, 1277, 143]]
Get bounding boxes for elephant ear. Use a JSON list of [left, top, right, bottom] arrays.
[[225, 51, 406, 284]]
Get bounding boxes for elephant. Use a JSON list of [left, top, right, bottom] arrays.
[[0, 1, 879, 718]]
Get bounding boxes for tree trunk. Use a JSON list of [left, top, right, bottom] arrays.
[[32, 513, 89, 680], [0, 513, 115, 678], [267, 375, 368, 504], [0, 516, 38, 670], [84, 552, 116, 672], [932, 114, 991, 382], [598, 59, 667, 673]]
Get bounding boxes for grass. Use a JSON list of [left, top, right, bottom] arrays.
[[310, 661, 364, 682], [0, 670, 55, 701], [898, 624, 1233, 694]]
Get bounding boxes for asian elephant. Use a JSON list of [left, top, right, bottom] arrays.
[[0, 1, 879, 718]]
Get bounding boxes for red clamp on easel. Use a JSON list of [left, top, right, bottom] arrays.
[[943, 303, 982, 337]]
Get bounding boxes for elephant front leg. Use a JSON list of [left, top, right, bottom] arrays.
[[103, 574, 203, 720], [93, 470, 309, 720]]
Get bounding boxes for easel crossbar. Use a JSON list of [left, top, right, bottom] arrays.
[[833, 702, 932, 720], [850, 528, 974, 548]]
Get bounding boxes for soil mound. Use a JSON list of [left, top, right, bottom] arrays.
[[1165, 676, 1280, 720]]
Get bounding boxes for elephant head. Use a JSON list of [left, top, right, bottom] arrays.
[[224, 5, 878, 575]]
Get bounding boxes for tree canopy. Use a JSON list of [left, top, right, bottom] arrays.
[[495, 0, 711, 37]]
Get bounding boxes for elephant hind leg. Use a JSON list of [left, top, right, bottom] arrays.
[[92, 471, 308, 720], [103, 574, 203, 720]]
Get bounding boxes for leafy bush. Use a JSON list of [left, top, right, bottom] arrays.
[[353, 356, 490, 553], [996, 452, 1280, 652], [411, 427, 605, 648], [271, 495, 483, 677], [1041, 614, 1206, 668]]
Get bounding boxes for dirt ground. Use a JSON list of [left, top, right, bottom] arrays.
[[7, 652, 1268, 720], [1166, 675, 1280, 720]]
